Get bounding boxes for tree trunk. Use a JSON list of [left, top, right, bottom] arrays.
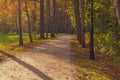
[[32, 1, 36, 36], [73, 0, 82, 44], [81, 0, 85, 48], [16, 17, 18, 34], [89, 0, 95, 60], [46, 0, 50, 38], [114, 0, 120, 43], [40, 0, 45, 39], [24, 0, 33, 43], [114, 0, 120, 26], [18, 0, 23, 45], [51, 0, 56, 37]]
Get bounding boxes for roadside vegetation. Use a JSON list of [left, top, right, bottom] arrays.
[[0, 34, 49, 61], [71, 37, 120, 80]]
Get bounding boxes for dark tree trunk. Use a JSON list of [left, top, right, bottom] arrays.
[[18, 0, 23, 45], [89, 0, 95, 60], [81, 0, 85, 48], [40, 0, 45, 39], [24, 0, 33, 43], [32, 1, 36, 36], [114, 0, 120, 43], [114, 0, 120, 26], [51, 0, 56, 37], [73, 0, 82, 44], [16, 17, 18, 34], [46, 0, 50, 38]]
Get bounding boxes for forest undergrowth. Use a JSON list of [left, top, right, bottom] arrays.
[[71, 37, 120, 80]]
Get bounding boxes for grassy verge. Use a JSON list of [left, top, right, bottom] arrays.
[[70, 37, 120, 80], [0, 33, 64, 61], [0, 34, 50, 61]]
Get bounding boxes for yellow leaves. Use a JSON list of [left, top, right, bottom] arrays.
[[0, 10, 7, 17], [0, 1, 17, 17], [71, 36, 120, 80], [8, 3, 16, 11], [0, 4, 7, 16]]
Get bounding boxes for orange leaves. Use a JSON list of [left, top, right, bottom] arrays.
[[8, 3, 17, 17], [0, 4, 7, 16], [0, 10, 7, 17], [0, 0, 39, 18], [65, 6, 73, 14], [0, 1, 17, 17]]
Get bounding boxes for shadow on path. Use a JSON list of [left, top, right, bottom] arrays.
[[0, 50, 53, 80], [29, 37, 73, 63]]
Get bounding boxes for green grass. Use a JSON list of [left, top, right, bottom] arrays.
[[71, 37, 120, 80], [0, 33, 53, 43], [0, 34, 25, 43], [0, 34, 49, 56], [0, 33, 63, 58]]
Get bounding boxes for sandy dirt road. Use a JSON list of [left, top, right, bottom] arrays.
[[0, 35, 78, 80]]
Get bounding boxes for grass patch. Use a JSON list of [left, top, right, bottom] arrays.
[[71, 37, 120, 80], [0, 34, 50, 60], [0, 33, 63, 61]]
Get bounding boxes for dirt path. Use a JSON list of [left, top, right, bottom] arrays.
[[0, 35, 78, 80]]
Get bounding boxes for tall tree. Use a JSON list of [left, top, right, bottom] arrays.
[[46, 0, 51, 38], [51, 0, 56, 37], [73, 0, 82, 44], [114, 0, 120, 26], [114, 0, 120, 42], [40, 0, 45, 39], [32, 1, 36, 36], [18, 0, 23, 45], [81, 0, 85, 48], [24, 0, 33, 43], [89, 0, 95, 60]]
